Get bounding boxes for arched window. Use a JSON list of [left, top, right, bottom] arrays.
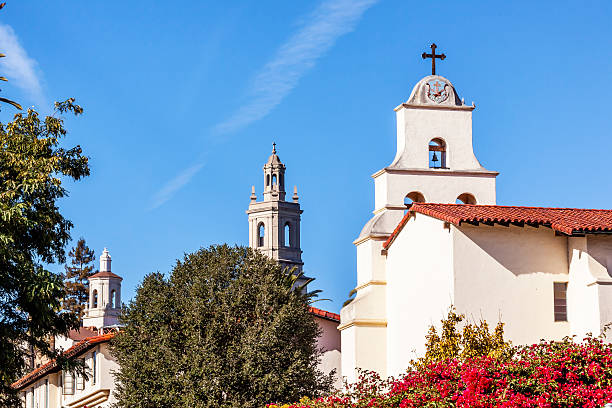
[[456, 193, 477, 205], [404, 192, 425, 206], [258, 223, 265, 247], [429, 138, 447, 169], [92, 290, 98, 309], [279, 174, 284, 189], [404, 192, 425, 213], [272, 174, 277, 186], [266, 175, 270, 187], [110, 290, 116, 308], [284, 222, 291, 247]]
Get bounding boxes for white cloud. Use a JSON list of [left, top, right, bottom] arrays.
[[213, 0, 379, 134], [151, 0, 377, 208], [0, 24, 45, 108], [149, 161, 205, 210]]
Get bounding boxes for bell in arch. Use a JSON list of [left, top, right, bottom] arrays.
[[431, 152, 439, 163]]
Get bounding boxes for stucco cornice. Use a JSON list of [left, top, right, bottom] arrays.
[[394, 102, 475, 112], [337, 319, 388, 331], [354, 280, 387, 291], [66, 388, 111, 408], [372, 167, 499, 179], [352, 234, 389, 246]]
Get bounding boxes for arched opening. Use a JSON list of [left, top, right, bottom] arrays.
[[272, 174, 277, 186], [284, 222, 291, 247], [266, 175, 270, 187], [279, 174, 284, 189], [456, 193, 477, 205], [258, 223, 265, 247], [429, 138, 447, 169], [404, 191, 426, 213], [92, 290, 98, 309], [110, 290, 116, 308]]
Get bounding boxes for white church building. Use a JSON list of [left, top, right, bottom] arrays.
[[339, 65, 612, 381], [13, 249, 122, 408], [11, 46, 612, 403]]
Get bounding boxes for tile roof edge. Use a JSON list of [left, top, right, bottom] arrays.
[[11, 333, 116, 390]]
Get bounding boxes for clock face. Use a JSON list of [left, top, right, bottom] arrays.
[[426, 79, 449, 103]]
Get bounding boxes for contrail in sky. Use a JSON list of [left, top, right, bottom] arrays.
[[149, 161, 206, 210], [150, 0, 379, 209], [213, 0, 380, 134], [0, 24, 45, 109]]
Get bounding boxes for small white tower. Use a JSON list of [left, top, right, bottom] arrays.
[[247, 144, 307, 286], [82, 248, 122, 329]]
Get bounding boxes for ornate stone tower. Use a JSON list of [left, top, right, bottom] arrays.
[[83, 248, 122, 329], [247, 144, 305, 280]]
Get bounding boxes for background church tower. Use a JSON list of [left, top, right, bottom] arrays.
[[247, 144, 305, 280], [83, 248, 122, 329]]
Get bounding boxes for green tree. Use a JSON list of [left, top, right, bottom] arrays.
[[417, 306, 513, 367], [64, 238, 97, 320], [112, 245, 333, 408], [0, 99, 89, 406]]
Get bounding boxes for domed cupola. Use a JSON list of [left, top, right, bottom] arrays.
[[405, 75, 465, 107], [263, 143, 286, 201]]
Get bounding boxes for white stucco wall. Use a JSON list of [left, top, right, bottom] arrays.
[[392, 101, 480, 171], [374, 171, 496, 210], [568, 235, 612, 340], [385, 213, 454, 376], [453, 223, 569, 345]]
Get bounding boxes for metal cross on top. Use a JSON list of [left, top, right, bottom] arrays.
[[421, 43, 446, 75]]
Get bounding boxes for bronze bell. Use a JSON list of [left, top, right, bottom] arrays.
[[432, 152, 439, 163]]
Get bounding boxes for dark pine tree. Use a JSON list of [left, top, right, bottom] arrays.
[[63, 238, 97, 320]]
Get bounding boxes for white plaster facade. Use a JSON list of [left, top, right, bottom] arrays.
[[340, 73, 612, 383]]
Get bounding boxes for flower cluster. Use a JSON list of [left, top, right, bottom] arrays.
[[269, 335, 612, 408]]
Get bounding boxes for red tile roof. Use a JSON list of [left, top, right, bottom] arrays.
[[383, 203, 612, 250], [309, 306, 340, 322], [12, 332, 116, 390], [67, 327, 99, 341], [89, 271, 122, 280]]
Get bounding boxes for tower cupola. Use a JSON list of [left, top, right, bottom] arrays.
[[263, 143, 286, 201], [82, 248, 123, 329]]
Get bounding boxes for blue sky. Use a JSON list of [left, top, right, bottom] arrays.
[[1, 1, 611, 313]]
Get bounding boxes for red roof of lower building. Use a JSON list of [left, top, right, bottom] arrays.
[[309, 306, 340, 322], [12, 332, 116, 390], [89, 270, 122, 280], [384, 203, 612, 250]]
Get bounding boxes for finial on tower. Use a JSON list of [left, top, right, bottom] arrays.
[[272, 142, 276, 154], [100, 248, 111, 272], [293, 186, 299, 203], [250, 185, 257, 202], [421, 43, 446, 75]]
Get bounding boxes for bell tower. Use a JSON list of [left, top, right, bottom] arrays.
[[83, 248, 122, 329], [340, 44, 499, 383], [247, 144, 305, 280]]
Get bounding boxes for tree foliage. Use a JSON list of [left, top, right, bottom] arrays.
[[63, 238, 97, 320], [0, 99, 88, 406], [418, 307, 513, 366], [112, 245, 333, 408]]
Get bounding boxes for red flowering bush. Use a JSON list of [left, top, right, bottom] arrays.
[[269, 310, 612, 407]]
